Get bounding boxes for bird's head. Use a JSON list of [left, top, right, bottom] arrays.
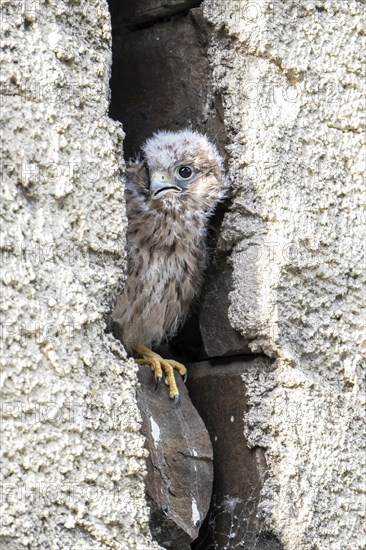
[[128, 129, 228, 213]]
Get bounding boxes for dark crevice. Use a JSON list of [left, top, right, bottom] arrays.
[[187, 353, 268, 365], [108, 2, 227, 158], [120, 8, 200, 33], [107, 1, 278, 549], [108, 0, 203, 32]]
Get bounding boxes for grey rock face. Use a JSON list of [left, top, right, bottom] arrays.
[[199, 252, 252, 358], [187, 358, 283, 549], [137, 367, 213, 549]]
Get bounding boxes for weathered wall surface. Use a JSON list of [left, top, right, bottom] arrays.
[[2, 0, 365, 549], [204, 0, 365, 548], [0, 1, 160, 548]]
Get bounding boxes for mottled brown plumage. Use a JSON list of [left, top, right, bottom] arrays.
[[111, 129, 228, 398]]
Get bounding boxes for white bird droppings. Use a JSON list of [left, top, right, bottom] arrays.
[[192, 497, 200, 525], [150, 416, 160, 448]]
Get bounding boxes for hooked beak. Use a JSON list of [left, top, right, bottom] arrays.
[[150, 170, 181, 199]]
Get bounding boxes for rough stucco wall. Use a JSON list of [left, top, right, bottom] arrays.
[[204, 0, 365, 548], [1, 1, 161, 548], [2, 1, 365, 549]]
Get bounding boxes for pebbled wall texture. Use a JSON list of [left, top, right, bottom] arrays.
[[1, 0, 365, 549], [203, 0, 365, 548], [0, 1, 160, 548]]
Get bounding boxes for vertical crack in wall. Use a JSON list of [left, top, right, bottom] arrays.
[[107, 1, 281, 548]]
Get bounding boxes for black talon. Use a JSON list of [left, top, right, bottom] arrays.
[[171, 394, 180, 408], [182, 372, 188, 384], [154, 376, 162, 390]]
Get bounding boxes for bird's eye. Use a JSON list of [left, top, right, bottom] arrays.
[[177, 166, 193, 179]]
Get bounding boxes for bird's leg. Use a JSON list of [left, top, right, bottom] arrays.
[[134, 343, 187, 402]]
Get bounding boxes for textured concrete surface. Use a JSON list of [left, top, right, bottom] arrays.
[[2, 0, 365, 549], [0, 1, 161, 548], [204, 1, 366, 548]]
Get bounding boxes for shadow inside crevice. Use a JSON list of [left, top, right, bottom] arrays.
[[108, 0, 227, 159]]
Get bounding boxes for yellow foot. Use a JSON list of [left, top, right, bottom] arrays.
[[134, 343, 187, 402]]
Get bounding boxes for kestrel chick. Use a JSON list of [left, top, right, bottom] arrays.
[[111, 129, 228, 401]]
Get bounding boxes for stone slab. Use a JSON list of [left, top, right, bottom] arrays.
[[137, 365, 213, 549], [187, 358, 282, 549]]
